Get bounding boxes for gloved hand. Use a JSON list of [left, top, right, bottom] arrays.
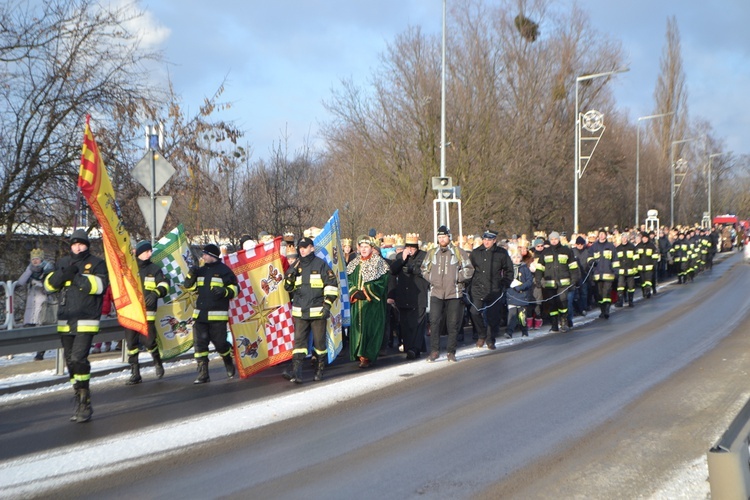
[[350, 290, 366, 301], [144, 291, 158, 309], [60, 265, 77, 283], [188, 266, 199, 277], [322, 303, 331, 319], [211, 286, 227, 299]]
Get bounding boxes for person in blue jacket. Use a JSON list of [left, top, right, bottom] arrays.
[[505, 250, 534, 338]]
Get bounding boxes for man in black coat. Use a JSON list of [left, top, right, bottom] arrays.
[[469, 229, 512, 350], [388, 233, 429, 359]]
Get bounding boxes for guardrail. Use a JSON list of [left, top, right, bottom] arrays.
[[707, 396, 750, 498], [0, 318, 127, 376]]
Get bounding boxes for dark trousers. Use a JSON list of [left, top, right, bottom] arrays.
[[193, 321, 232, 357], [125, 321, 158, 356], [469, 295, 503, 344], [429, 297, 464, 355], [293, 317, 327, 357], [399, 307, 427, 354], [61, 332, 95, 388], [542, 287, 568, 317], [595, 280, 614, 303]]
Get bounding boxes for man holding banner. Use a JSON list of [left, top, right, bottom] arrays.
[[282, 237, 339, 383], [44, 229, 108, 423], [183, 244, 239, 384]]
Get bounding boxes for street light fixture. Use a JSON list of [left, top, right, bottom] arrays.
[[670, 137, 698, 227], [574, 67, 629, 233], [707, 152, 730, 223], [635, 111, 673, 227]]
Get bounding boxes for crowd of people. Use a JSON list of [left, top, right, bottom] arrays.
[[8, 219, 742, 423]]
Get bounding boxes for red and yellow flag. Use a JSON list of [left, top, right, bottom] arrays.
[[78, 116, 148, 335]]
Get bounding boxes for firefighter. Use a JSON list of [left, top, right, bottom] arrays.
[[615, 232, 637, 308], [282, 237, 339, 383], [669, 232, 690, 284], [534, 231, 580, 332], [183, 244, 239, 384], [587, 229, 618, 319], [635, 232, 659, 298], [124, 241, 170, 385], [44, 229, 108, 423]]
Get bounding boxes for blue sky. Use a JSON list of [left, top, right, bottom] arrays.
[[140, 0, 750, 158]]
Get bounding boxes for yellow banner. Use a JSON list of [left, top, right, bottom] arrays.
[[78, 118, 147, 335]]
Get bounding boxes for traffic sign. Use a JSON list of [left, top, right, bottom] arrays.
[[132, 150, 175, 194], [137, 196, 172, 237]]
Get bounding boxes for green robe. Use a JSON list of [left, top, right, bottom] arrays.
[[347, 255, 389, 362]]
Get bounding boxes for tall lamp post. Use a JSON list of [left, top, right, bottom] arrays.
[[635, 111, 673, 227], [439, 0, 447, 227], [707, 152, 730, 223], [574, 67, 629, 233], [670, 137, 697, 227]]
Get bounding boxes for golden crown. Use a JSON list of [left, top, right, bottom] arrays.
[[30, 248, 44, 260]]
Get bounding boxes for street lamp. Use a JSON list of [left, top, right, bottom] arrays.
[[707, 152, 730, 223], [574, 67, 629, 233], [670, 138, 698, 227], [635, 111, 673, 227]]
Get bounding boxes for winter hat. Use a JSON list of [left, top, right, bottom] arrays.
[[69, 229, 90, 247], [202, 243, 221, 259], [297, 237, 315, 250], [549, 231, 561, 241], [532, 238, 544, 247], [135, 240, 152, 257], [575, 236, 586, 245], [437, 225, 450, 236]]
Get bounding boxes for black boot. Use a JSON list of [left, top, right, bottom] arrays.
[[550, 316, 559, 332], [627, 292, 634, 307], [194, 358, 210, 384], [222, 353, 236, 379], [290, 358, 303, 384], [70, 381, 80, 422], [126, 357, 142, 385], [314, 356, 326, 382], [615, 293, 624, 308], [74, 387, 93, 423], [151, 350, 164, 379], [599, 303, 606, 318], [604, 302, 611, 319]]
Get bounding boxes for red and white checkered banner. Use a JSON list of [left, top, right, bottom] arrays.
[[225, 237, 294, 378]]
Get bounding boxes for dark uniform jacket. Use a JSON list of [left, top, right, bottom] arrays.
[[44, 250, 108, 333], [284, 253, 339, 319], [138, 258, 170, 322], [389, 250, 429, 311], [635, 240, 659, 272], [616, 242, 637, 277], [184, 260, 239, 323], [588, 240, 618, 281], [534, 243, 581, 289], [469, 245, 512, 301]]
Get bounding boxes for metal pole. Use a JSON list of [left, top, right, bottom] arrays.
[[636, 122, 640, 228], [439, 0, 447, 227], [636, 112, 673, 228], [573, 68, 629, 234], [670, 142, 675, 228]]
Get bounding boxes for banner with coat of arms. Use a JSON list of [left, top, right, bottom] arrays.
[[313, 210, 349, 363], [225, 237, 295, 378], [151, 224, 196, 359]]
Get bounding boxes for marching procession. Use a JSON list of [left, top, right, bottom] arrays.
[[19, 213, 742, 423]]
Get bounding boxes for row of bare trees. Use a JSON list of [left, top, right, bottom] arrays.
[[1, 0, 748, 279]]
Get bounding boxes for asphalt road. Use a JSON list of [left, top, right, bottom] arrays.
[[3, 252, 749, 499]]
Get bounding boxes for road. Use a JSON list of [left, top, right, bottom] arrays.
[[2, 252, 749, 499]]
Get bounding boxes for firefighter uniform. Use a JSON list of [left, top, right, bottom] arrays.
[[615, 236, 637, 308], [282, 237, 339, 383], [534, 232, 580, 332], [669, 234, 690, 283], [183, 244, 239, 384], [44, 229, 108, 423], [635, 233, 659, 298], [587, 231, 619, 319], [124, 241, 170, 385]]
